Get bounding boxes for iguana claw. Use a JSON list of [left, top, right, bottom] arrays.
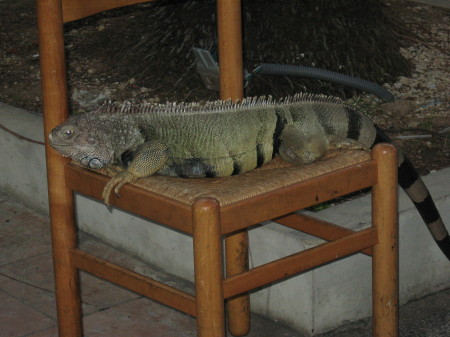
[[102, 171, 137, 205]]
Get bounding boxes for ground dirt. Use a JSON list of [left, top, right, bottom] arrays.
[[0, 0, 448, 173]]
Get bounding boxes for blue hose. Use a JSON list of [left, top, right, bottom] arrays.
[[252, 63, 396, 102]]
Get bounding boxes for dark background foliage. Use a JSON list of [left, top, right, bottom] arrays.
[[65, 0, 411, 100]]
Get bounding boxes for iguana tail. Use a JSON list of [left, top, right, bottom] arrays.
[[372, 126, 450, 260]]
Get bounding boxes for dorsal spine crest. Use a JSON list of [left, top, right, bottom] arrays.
[[90, 93, 346, 117]]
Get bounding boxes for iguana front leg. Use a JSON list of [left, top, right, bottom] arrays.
[[102, 140, 169, 205]]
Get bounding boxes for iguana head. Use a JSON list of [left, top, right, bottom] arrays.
[[48, 116, 115, 169]]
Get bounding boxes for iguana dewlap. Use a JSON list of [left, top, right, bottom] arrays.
[[48, 93, 450, 260]]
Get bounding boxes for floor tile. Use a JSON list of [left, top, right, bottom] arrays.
[[0, 199, 51, 266], [0, 253, 55, 291], [0, 290, 55, 337], [83, 297, 196, 337], [0, 274, 57, 319], [26, 326, 59, 337], [0, 252, 141, 312], [81, 297, 303, 337]]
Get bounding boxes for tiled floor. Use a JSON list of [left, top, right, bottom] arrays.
[[1, 193, 449, 337], [0, 193, 302, 337]]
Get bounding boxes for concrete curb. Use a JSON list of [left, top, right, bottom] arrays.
[[412, 0, 450, 9], [1, 102, 449, 335]]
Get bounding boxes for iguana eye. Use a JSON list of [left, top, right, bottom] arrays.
[[62, 128, 74, 139]]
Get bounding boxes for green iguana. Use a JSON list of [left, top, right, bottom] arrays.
[[48, 93, 450, 260]]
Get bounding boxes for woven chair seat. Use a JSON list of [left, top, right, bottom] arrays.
[[91, 150, 370, 206]]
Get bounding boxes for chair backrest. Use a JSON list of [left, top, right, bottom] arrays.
[[62, 0, 153, 23], [37, 0, 244, 208], [36, 0, 161, 218]]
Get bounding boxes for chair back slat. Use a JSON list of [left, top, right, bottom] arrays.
[[62, 0, 153, 22]]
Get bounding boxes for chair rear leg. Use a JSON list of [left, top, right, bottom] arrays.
[[193, 198, 226, 337], [216, 0, 248, 331]]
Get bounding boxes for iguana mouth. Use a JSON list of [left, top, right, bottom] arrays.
[[49, 143, 72, 147]]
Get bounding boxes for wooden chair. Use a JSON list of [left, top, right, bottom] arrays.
[[37, 0, 399, 336]]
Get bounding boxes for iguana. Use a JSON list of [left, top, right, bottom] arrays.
[[48, 93, 450, 260]]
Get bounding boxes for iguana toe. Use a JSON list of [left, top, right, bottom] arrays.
[[102, 171, 137, 205]]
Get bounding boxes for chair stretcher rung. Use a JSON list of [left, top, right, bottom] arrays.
[[70, 249, 196, 316], [223, 227, 377, 299], [275, 213, 373, 256]]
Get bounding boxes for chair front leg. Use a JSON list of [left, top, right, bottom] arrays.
[[372, 144, 399, 337], [193, 198, 226, 337], [225, 230, 251, 336]]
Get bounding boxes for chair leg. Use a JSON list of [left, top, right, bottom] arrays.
[[36, 0, 83, 331], [372, 144, 399, 337], [193, 198, 226, 337], [48, 164, 82, 336], [52, 223, 83, 337], [217, 0, 244, 101], [226, 230, 251, 336], [216, 1, 248, 331], [47, 161, 82, 336]]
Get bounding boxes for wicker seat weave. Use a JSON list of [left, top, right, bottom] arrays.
[[91, 150, 371, 206]]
